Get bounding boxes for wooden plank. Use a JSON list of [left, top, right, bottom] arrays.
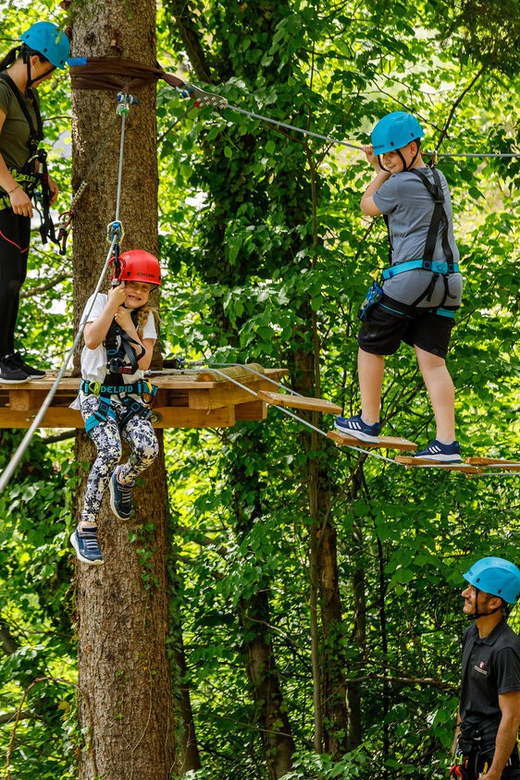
[[234, 400, 268, 421], [195, 363, 265, 382], [258, 390, 342, 415], [465, 457, 520, 471], [395, 456, 481, 473], [0, 408, 83, 429], [188, 381, 264, 411], [327, 430, 417, 451], [150, 406, 235, 428]]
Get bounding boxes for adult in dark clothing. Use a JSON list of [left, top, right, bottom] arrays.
[[0, 22, 69, 382], [451, 557, 520, 780]]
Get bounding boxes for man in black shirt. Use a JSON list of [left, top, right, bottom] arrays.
[[452, 557, 520, 780]]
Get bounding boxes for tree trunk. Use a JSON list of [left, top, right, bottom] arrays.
[[71, 1, 178, 777], [239, 588, 296, 780]]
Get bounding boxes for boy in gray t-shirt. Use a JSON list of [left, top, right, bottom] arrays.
[[334, 111, 463, 462]]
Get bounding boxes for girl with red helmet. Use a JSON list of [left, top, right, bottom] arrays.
[[70, 250, 161, 566]]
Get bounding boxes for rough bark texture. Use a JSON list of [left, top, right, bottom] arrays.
[[71, 1, 178, 777], [238, 588, 296, 780]]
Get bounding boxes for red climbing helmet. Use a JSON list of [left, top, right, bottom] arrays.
[[111, 250, 162, 287]]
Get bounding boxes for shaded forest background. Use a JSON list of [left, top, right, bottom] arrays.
[[0, 0, 519, 778]]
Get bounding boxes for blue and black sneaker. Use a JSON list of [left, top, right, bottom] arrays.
[[109, 465, 134, 521], [70, 526, 104, 565], [413, 439, 461, 463], [334, 414, 381, 443]]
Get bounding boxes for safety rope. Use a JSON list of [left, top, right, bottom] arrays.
[[225, 104, 520, 160], [68, 55, 520, 161], [0, 93, 133, 494]]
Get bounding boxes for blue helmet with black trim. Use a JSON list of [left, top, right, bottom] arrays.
[[21, 22, 70, 69], [371, 111, 424, 155], [463, 556, 520, 604]]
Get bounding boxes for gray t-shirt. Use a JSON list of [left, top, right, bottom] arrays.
[[373, 167, 463, 308]]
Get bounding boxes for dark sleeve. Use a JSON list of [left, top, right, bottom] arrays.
[[495, 645, 520, 694]]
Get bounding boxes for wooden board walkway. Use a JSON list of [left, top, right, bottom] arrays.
[[0, 365, 288, 429], [327, 430, 417, 451], [465, 457, 520, 472], [395, 456, 481, 473], [258, 390, 342, 415]]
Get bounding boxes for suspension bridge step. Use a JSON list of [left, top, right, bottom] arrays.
[[327, 431, 417, 451], [258, 391, 342, 414], [465, 457, 520, 472], [395, 456, 481, 473]]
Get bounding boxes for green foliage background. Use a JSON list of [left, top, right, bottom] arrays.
[[0, 0, 520, 778]]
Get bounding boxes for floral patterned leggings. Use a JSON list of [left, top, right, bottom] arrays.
[[79, 393, 159, 524]]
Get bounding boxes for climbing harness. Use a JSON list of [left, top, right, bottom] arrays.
[[81, 310, 157, 438], [0, 71, 60, 246], [81, 383, 157, 437], [375, 166, 460, 317]]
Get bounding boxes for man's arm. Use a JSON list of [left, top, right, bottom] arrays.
[[482, 691, 520, 779]]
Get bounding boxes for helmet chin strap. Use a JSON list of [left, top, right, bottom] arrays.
[[23, 50, 54, 91], [466, 587, 503, 620], [378, 144, 420, 173]]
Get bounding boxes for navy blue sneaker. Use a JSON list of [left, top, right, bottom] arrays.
[[414, 439, 461, 463], [109, 466, 134, 520], [70, 526, 104, 565], [334, 414, 381, 443]]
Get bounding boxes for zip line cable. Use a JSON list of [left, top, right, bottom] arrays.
[[0, 93, 133, 494], [224, 102, 520, 160]]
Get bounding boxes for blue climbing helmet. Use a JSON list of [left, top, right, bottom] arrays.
[[463, 556, 520, 604], [21, 22, 70, 69], [371, 111, 424, 155]]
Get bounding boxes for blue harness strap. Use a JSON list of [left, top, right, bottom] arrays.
[[381, 259, 460, 281], [82, 380, 158, 436]]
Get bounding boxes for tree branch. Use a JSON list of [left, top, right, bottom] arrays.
[[19, 272, 72, 299]]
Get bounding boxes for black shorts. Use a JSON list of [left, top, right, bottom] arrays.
[[463, 742, 520, 780], [357, 296, 456, 359]]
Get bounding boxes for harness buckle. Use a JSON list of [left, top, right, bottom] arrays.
[[422, 259, 432, 271]]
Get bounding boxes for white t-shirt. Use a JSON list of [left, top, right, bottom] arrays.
[[79, 293, 157, 383]]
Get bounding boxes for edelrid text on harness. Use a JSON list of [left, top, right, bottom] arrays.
[[381, 167, 459, 316], [0, 72, 60, 247], [82, 311, 157, 436]]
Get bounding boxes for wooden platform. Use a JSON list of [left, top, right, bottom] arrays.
[[395, 456, 481, 473], [327, 430, 417, 451], [0, 366, 288, 429], [258, 390, 342, 415], [465, 457, 520, 472]]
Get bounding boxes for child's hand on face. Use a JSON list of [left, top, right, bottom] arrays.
[[108, 284, 127, 309], [114, 306, 134, 331], [362, 144, 380, 170]]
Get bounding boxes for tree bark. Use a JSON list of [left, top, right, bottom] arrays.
[[71, 1, 178, 777]]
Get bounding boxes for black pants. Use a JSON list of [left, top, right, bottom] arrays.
[[0, 208, 31, 354]]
